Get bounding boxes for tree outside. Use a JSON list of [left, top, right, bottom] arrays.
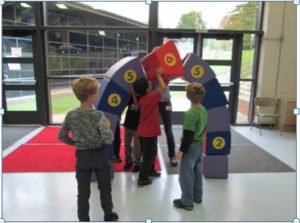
[[176, 11, 206, 29], [220, 2, 259, 49]]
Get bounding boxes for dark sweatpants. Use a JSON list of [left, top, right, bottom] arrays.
[[75, 148, 113, 221], [138, 136, 158, 180]]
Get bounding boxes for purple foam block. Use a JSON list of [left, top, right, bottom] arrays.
[[203, 155, 228, 179], [182, 53, 215, 84], [105, 56, 146, 93], [206, 106, 230, 132], [103, 112, 119, 134]]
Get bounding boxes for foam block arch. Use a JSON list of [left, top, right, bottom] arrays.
[[96, 41, 231, 179]]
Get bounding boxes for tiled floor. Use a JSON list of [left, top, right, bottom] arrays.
[[2, 126, 297, 222]]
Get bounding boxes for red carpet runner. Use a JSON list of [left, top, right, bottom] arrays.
[[3, 126, 161, 173]]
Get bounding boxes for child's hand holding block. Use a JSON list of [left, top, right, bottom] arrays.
[[141, 40, 184, 81]]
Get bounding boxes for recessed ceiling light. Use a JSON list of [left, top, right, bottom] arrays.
[[56, 4, 68, 9], [20, 3, 31, 8], [99, 31, 106, 36]]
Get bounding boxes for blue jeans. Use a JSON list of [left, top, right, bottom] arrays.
[[179, 143, 203, 205]]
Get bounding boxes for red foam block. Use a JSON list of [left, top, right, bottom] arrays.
[[141, 40, 184, 81]]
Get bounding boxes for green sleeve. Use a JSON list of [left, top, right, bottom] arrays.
[[183, 111, 197, 132]]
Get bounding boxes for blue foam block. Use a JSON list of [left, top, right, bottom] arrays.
[[97, 78, 130, 116], [202, 78, 228, 109], [205, 131, 231, 155], [203, 155, 228, 179]]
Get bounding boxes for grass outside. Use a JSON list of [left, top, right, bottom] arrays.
[[7, 50, 254, 114], [8, 93, 79, 114]]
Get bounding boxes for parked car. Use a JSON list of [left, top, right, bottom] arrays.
[[57, 44, 82, 54]]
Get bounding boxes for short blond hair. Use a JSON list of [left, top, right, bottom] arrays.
[[72, 76, 99, 102], [186, 82, 205, 103]]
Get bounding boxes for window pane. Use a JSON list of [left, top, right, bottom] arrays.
[[47, 30, 148, 76], [158, 2, 260, 30], [46, 2, 148, 27], [5, 90, 37, 111], [170, 89, 230, 112], [210, 66, 231, 83], [170, 91, 189, 112], [3, 2, 35, 26], [241, 34, 256, 79], [236, 81, 252, 124], [202, 39, 233, 60], [3, 63, 35, 81], [48, 79, 80, 123], [163, 37, 193, 59], [3, 35, 33, 58]]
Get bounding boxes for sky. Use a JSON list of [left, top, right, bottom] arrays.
[[81, 2, 244, 29]]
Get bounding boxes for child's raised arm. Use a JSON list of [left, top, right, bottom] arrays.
[[156, 67, 166, 93], [131, 89, 139, 109]]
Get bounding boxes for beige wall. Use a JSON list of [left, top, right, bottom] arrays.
[[257, 2, 296, 100], [256, 2, 296, 127]]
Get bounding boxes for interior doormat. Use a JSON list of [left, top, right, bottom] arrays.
[[159, 128, 295, 174]]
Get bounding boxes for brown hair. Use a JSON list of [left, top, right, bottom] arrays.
[[186, 82, 205, 103], [72, 76, 99, 102]]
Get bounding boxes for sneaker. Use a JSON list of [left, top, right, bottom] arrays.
[[137, 178, 152, 187], [170, 157, 178, 167], [104, 212, 119, 221], [113, 155, 122, 163], [150, 170, 161, 177], [123, 162, 133, 170], [132, 165, 141, 172], [194, 199, 202, 204], [173, 199, 193, 211]]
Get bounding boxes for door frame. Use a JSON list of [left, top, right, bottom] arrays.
[[155, 31, 243, 125], [156, 31, 198, 124], [199, 33, 243, 124], [2, 30, 47, 124]]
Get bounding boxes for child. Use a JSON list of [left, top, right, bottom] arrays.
[[152, 81, 177, 167], [123, 96, 142, 172], [173, 82, 208, 211], [133, 68, 166, 187], [113, 120, 122, 163], [58, 76, 119, 222]]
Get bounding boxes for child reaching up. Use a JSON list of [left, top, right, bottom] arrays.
[[133, 67, 166, 187]]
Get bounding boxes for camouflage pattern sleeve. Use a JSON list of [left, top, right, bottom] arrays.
[[98, 113, 114, 145], [58, 113, 76, 146]]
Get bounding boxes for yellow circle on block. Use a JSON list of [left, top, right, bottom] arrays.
[[124, 69, 137, 83], [164, 53, 177, 67], [108, 93, 121, 107], [212, 137, 226, 150], [191, 65, 204, 78]]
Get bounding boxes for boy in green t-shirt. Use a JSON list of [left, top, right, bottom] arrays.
[[173, 82, 208, 211]]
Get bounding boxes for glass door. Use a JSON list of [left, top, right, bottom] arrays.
[[2, 30, 47, 124], [199, 33, 243, 124], [157, 32, 198, 124]]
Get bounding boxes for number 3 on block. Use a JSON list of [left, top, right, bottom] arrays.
[[108, 93, 121, 107]]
